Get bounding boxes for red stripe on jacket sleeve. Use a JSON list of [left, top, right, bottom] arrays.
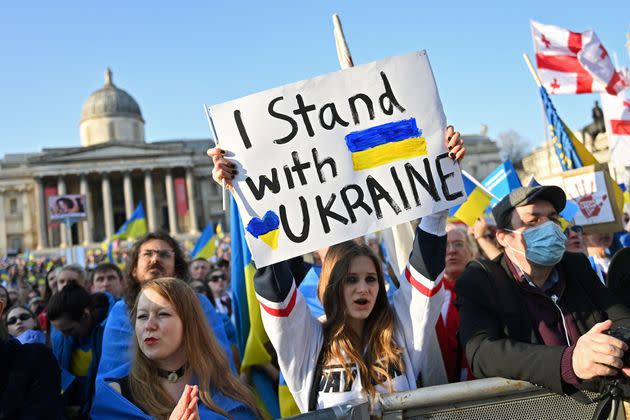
[[404, 267, 443, 297], [259, 288, 298, 317]]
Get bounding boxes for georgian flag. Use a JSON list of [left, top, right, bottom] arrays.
[[601, 89, 630, 168], [531, 20, 628, 95]]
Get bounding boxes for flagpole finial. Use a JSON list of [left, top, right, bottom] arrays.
[[332, 14, 354, 69]]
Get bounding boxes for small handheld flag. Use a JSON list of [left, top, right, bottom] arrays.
[[449, 171, 494, 226]]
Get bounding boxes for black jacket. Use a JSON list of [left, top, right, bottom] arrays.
[[0, 338, 63, 419], [455, 252, 630, 397]]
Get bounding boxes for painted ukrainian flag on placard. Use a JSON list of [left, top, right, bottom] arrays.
[[449, 173, 492, 226], [345, 118, 427, 170]]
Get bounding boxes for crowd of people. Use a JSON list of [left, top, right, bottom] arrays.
[[2, 126, 630, 419]]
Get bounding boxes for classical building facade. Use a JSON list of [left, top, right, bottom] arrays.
[[521, 132, 629, 185], [0, 69, 223, 254], [0, 69, 506, 254], [457, 133, 503, 181]]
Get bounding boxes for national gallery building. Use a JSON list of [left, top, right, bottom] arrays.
[[0, 69, 504, 255], [0, 69, 223, 253]]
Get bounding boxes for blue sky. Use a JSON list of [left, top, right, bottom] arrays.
[[1, 1, 628, 158]]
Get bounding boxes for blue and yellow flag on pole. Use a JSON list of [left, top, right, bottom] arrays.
[[449, 171, 493, 226], [540, 86, 598, 171], [191, 223, 217, 260], [112, 203, 148, 240], [230, 197, 279, 419], [481, 160, 522, 207], [105, 203, 148, 262], [540, 86, 624, 213]]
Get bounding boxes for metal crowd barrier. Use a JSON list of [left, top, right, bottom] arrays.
[[285, 377, 627, 420]]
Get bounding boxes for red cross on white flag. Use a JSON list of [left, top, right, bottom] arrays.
[[601, 89, 630, 167], [531, 20, 628, 95]]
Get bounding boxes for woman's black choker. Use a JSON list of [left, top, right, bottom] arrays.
[[157, 364, 188, 383]]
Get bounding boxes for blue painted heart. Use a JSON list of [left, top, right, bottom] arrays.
[[246, 211, 281, 250], [246, 211, 280, 238]]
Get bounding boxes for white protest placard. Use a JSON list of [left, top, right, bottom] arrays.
[[540, 164, 624, 233], [208, 51, 466, 267], [563, 170, 615, 225]]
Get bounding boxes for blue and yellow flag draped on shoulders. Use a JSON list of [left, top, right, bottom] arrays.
[[191, 223, 218, 260], [105, 203, 147, 263], [230, 197, 281, 419]]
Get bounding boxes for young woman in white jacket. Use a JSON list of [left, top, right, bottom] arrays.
[[208, 126, 466, 413]]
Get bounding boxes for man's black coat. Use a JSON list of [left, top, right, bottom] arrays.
[[455, 252, 630, 397]]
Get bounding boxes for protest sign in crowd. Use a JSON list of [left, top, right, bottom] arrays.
[[2, 18, 630, 420]]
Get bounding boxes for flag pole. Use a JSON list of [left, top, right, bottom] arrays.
[[523, 53, 553, 176], [460, 170, 500, 201], [333, 14, 354, 69], [331, 14, 415, 278], [204, 104, 227, 211]]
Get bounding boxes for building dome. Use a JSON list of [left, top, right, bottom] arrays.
[[81, 68, 144, 122], [79, 68, 145, 147]]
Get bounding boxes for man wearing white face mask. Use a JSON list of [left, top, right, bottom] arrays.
[[456, 185, 630, 400]]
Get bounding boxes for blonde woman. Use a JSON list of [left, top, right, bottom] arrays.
[[91, 278, 260, 419]]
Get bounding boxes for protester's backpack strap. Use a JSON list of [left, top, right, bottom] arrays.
[[308, 346, 327, 412]]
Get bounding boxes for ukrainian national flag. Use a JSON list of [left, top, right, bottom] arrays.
[[230, 197, 279, 419], [191, 223, 218, 260], [620, 184, 630, 205], [481, 160, 522, 207], [112, 203, 148, 240], [540, 86, 624, 213], [345, 118, 427, 170], [105, 203, 147, 263], [449, 171, 493, 226]]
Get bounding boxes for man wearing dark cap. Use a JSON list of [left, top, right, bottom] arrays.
[[456, 185, 630, 398]]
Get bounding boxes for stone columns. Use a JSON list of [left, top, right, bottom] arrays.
[[21, 187, 33, 249], [165, 169, 178, 235], [185, 168, 199, 233], [80, 175, 93, 245], [144, 170, 156, 232], [101, 173, 115, 239], [123, 171, 134, 219], [0, 194, 6, 253], [57, 177, 68, 247], [35, 178, 48, 249]]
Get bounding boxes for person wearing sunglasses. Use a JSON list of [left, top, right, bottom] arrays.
[[6, 306, 38, 338], [565, 224, 586, 255], [207, 270, 233, 319], [0, 287, 64, 419]]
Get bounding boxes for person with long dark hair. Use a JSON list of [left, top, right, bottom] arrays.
[[209, 126, 466, 412]]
